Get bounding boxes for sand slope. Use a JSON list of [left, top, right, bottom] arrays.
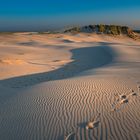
[[0, 33, 140, 140]]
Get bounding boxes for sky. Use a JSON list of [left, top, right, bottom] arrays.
[[0, 0, 140, 31]]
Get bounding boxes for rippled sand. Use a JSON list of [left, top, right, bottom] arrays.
[[0, 33, 140, 140]]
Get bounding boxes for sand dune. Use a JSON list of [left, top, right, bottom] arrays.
[[0, 33, 140, 140], [0, 44, 113, 88]]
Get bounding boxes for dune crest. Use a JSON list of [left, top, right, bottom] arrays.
[[0, 33, 140, 140]]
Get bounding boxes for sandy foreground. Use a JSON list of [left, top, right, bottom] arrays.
[[0, 33, 140, 140]]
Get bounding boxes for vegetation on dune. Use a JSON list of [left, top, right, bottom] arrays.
[[64, 26, 81, 33], [98, 24, 106, 33], [64, 24, 140, 40], [109, 25, 119, 35], [117, 26, 122, 34], [64, 24, 132, 35]]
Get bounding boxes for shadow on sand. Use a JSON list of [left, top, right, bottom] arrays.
[[0, 42, 115, 88]]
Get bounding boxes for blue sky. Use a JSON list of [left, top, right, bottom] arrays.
[[0, 0, 140, 31]]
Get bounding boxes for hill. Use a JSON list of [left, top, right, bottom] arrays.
[[64, 24, 140, 40]]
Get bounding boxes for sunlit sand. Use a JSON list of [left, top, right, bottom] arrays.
[[0, 32, 140, 140]]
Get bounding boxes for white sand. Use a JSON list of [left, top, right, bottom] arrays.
[[0, 33, 140, 140]]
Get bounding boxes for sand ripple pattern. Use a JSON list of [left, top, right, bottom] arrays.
[[0, 77, 140, 140]]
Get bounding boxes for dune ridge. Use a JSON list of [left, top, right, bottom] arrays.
[[0, 33, 140, 140], [0, 43, 113, 88]]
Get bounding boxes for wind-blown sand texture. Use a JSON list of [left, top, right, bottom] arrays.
[[0, 33, 140, 140]]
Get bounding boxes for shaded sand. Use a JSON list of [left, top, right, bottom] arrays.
[[0, 33, 140, 140], [0, 44, 113, 88]]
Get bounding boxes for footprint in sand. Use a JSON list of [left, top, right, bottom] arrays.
[[137, 85, 140, 92], [129, 92, 137, 96], [86, 113, 101, 130], [64, 126, 77, 140], [128, 89, 137, 97], [111, 94, 129, 112], [112, 88, 139, 112], [64, 132, 75, 140], [119, 94, 127, 100], [120, 98, 128, 104]]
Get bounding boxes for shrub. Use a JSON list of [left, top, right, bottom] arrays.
[[121, 26, 128, 34], [109, 25, 119, 35], [98, 24, 106, 33], [117, 26, 122, 35]]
